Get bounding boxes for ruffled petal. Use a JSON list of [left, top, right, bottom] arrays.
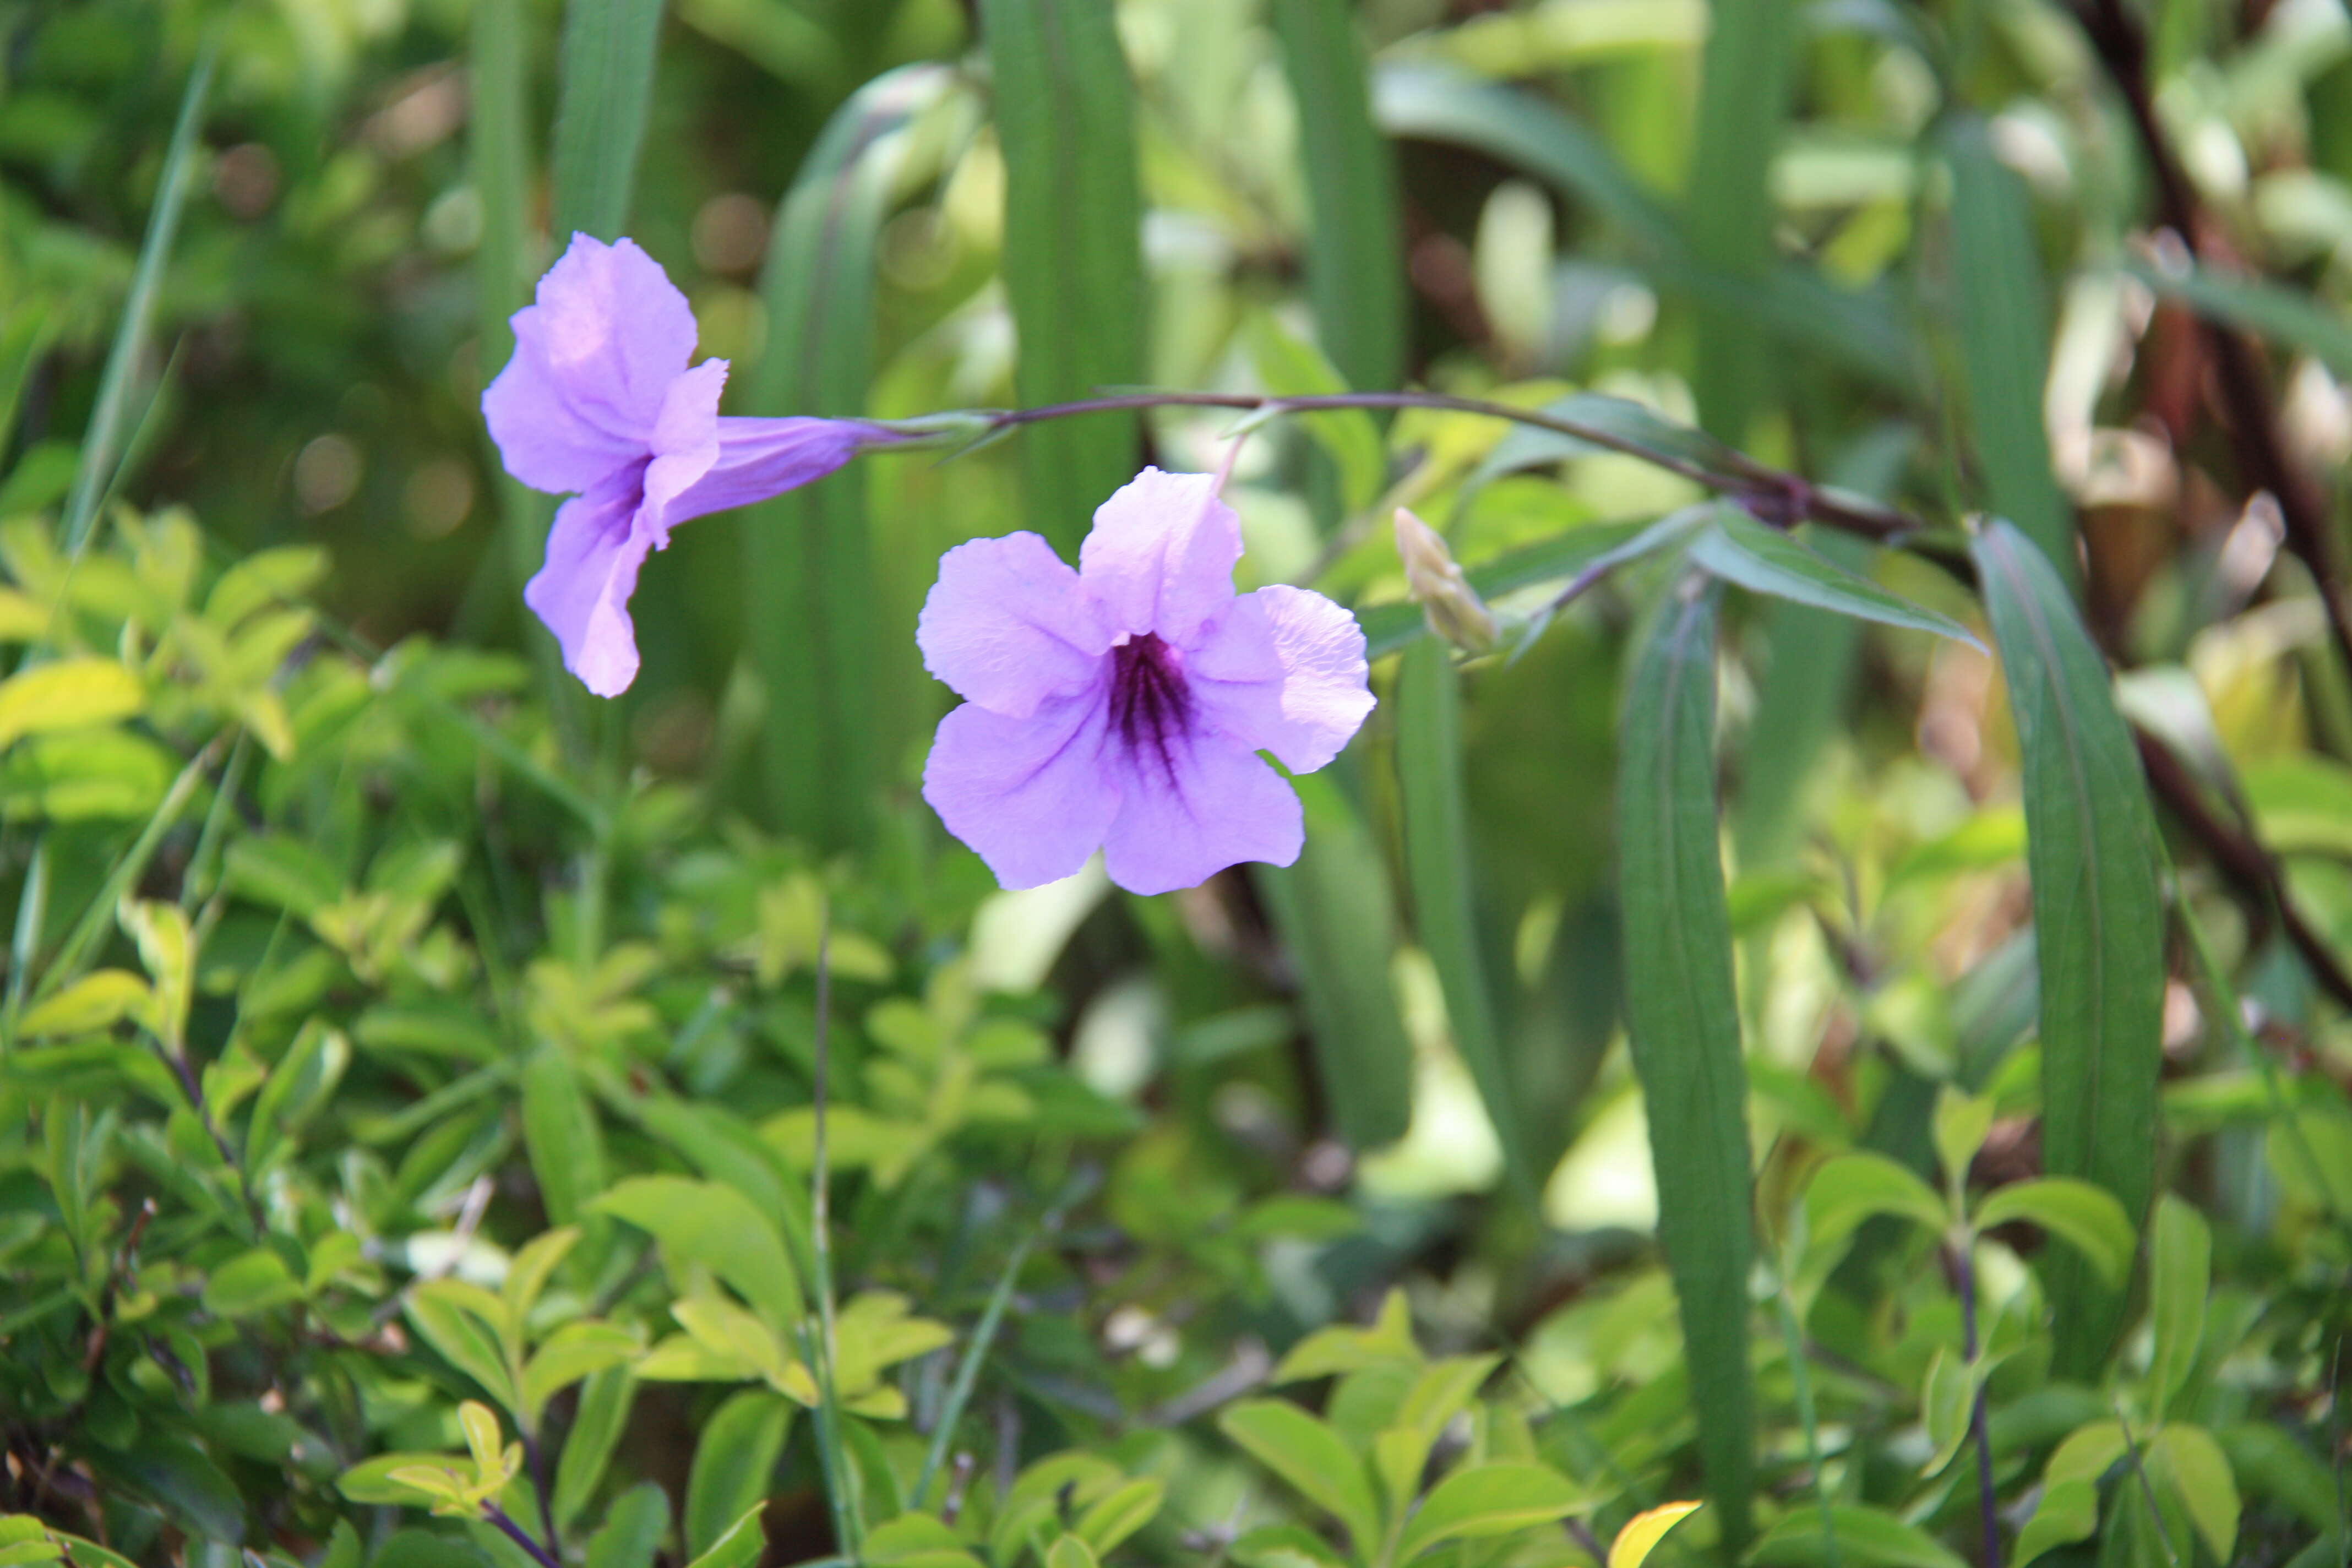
[[917, 532, 1112, 718], [923, 692, 1120, 890], [482, 235, 701, 495], [481, 312, 645, 494], [665, 416, 887, 526], [1077, 467, 1242, 645], [522, 469, 656, 698], [1099, 729, 1304, 895], [1188, 585, 1375, 775], [534, 233, 698, 432]]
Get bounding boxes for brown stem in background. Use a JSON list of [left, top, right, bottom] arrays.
[[2073, 0, 2352, 678], [2132, 724, 2352, 1011], [990, 391, 1924, 541]]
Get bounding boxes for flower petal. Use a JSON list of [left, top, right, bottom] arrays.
[[1100, 731, 1303, 895], [1078, 467, 1242, 645], [666, 416, 886, 525], [535, 233, 698, 430], [481, 312, 645, 494], [522, 470, 656, 698], [1189, 585, 1375, 774], [923, 692, 1120, 889], [917, 532, 1112, 718], [639, 358, 728, 530], [482, 235, 699, 494]]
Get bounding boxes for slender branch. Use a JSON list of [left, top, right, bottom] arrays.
[[522, 1431, 559, 1559], [2072, 0, 2352, 679], [983, 391, 1925, 542], [2132, 725, 2352, 1011], [483, 1504, 564, 1568], [1950, 1242, 2003, 1568]]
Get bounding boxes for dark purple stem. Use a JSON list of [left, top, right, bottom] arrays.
[[484, 1503, 563, 1568], [984, 391, 1921, 542], [1953, 1244, 2002, 1568], [523, 1430, 559, 1554]]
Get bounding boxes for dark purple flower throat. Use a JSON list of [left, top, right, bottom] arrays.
[[1109, 633, 1193, 777]]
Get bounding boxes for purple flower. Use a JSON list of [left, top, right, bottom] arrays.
[[918, 467, 1376, 895], [483, 233, 892, 696]]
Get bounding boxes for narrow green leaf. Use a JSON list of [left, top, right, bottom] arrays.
[[1690, 505, 1979, 644], [1397, 639, 1531, 1202], [1615, 579, 1754, 1549], [978, 0, 1147, 553], [548, 0, 667, 244], [682, 1503, 769, 1568], [1973, 518, 2163, 1373], [594, 1175, 803, 1322], [470, 0, 565, 708], [520, 1048, 606, 1226], [587, 1482, 671, 1568], [683, 1391, 792, 1560], [1216, 1401, 1381, 1554], [1731, 427, 1914, 866], [744, 65, 954, 850], [1944, 118, 2072, 579], [1750, 1504, 1967, 1568], [1253, 774, 1414, 1149], [2149, 1425, 2239, 1564], [1971, 1177, 2137, 1288], [1270, 0, 1404, 395], [1247, 314, 1386, 512], [2146, 1195, 2210, 1421], [63, 42, 215, 557], [1687, 0, 1801, 441], [1802, 1151, 1950, 1254], [1395, 1462, 1589, 1562], [553, 1367, 636, 1529]]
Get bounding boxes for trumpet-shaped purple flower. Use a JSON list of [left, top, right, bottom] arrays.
[[919, 468, 1376, 895], [483, 233, 895, 696]]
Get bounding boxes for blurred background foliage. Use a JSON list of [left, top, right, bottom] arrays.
[[3, 0, 2352, 1565]]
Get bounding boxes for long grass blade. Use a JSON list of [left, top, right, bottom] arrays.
[[1616, 577, 1755, 1550], [1686, 0, 1800, 442], [1945, 117, 2074, 581], [976, 0, 1148, 553], [1973, 518, 2163, 1374], [62, 41, 216, 557], [743, 64, 953, 849], [1254, 772, 1414, 1150], [548, 0, 667, 244], [1396, 639, 1532, 1202], [1271, 0, 1404, 396], [469, 0, 568, 711]]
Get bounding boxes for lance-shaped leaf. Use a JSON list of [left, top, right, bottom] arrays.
[[1271, 0, 1403, 398], [1945, 118, 2072, 580], [978, 0, 1147, 553], [548, 0, 665, 243], [1254, 772, 1414, 1149], [1397, 640, 1532, 1200], [1973, 518, 2163, 1373], [1689, 503, 1978, 645], [1615, 579, 1754, 1549], [745, 64, 956, 850]]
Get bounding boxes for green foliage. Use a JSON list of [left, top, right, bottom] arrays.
[[6, 2, 2351, 1567]]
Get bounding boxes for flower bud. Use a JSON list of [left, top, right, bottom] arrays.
[[1393, 506, 1499, 655]]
